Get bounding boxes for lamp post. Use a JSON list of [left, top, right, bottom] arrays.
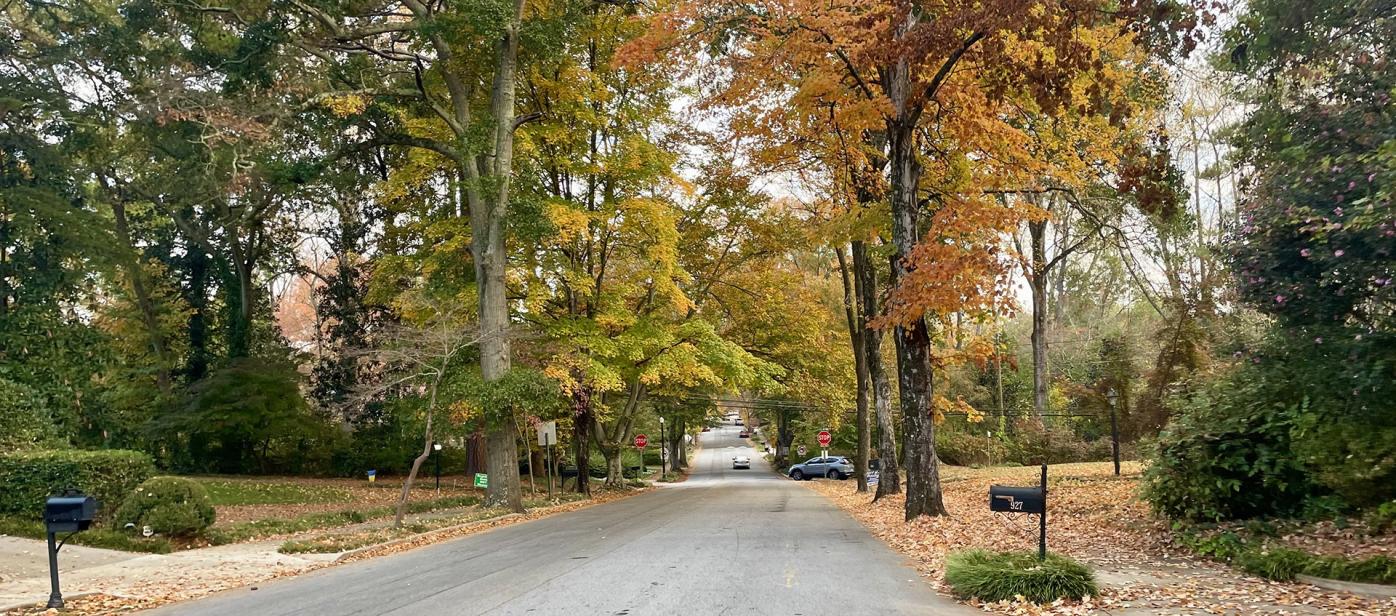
[[659, 417, 667, 477], [1106, 389, 1120, 476], [433, 442, 443, 491]]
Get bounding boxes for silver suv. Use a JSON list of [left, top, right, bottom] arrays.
[[788, 456, 853, 480]]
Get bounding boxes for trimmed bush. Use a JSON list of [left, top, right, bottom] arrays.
[[114, 477, 216, 538], [0, 449, 155, 520], [0, 378, 59, 453], [944, 550, 1098, 604]]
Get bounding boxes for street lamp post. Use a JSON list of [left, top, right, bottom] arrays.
[[433, 442, 443, 491], [659, 417, 667, 477], [1106, 389, 1120, 476]]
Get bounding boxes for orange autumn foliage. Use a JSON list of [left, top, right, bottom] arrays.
[[632, 0, 1189, 329]]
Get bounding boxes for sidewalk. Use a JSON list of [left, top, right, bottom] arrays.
[[0, 499, 493, 612], [0, 536, 337, 612], [0, 538, 139, 585]]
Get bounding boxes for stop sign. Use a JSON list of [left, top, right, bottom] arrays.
[[634, 434, 648, 448], [817, 430, 832, 447]]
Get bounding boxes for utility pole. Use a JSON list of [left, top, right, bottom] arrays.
[[659, 417, 667, 477]]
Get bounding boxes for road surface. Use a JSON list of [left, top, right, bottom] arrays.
[[154, 421, 970, 615]]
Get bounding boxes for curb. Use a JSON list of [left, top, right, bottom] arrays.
[[1296, 574, 1396, 598], [333, 513, 523, 562], [0, 591, 100, 613]]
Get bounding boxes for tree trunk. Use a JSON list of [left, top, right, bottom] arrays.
[[602, 444, 624, 487], [475, 192, 520, 512], [856, 245, 900, 499], [1029, 218, 1049, 421], [776, 408, 794, 468], [668, 420, 684, 471], [591, 412, 627, 489], [886, 56, 947, 519], [183, 243, 210, 381], [572, 385, 593, 496], [226, 238, 255, 360], [474, 0, 525, 514], [110, 199, 173, 393], [837, 245, 871, 493], [465, 431, 486, 477], [484, 415, 522, 511], [395, 380, 438, 528], [1189, 117, 1213, 311]]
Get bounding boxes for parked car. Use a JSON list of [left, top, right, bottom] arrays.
[[734, 419, 743, 426], [787, 456, 854, 480], [738, 431, 750, 438], [701, 426, 711, 432], [732, 455, 750, 469]]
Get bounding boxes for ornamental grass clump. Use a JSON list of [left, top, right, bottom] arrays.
[[944, 549, 1097, 604]]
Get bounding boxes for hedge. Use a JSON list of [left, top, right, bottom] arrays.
[[0, 449, 156, 521]]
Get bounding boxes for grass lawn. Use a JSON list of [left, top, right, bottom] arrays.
[[196, 477, 354, 506], [0, 475, 493, 553], [278, 493, 588, 554]]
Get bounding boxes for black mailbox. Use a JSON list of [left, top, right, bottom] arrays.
[[44, 495, 97, 533], [989, 485, 1044, 514]]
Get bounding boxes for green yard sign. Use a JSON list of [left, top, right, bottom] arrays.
[[474, 473, 488, 488]]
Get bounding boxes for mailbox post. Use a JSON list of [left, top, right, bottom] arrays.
[[1039, 464, 1047, 560], [988, 464, 1048, 560], [44, 492, 97, 608]]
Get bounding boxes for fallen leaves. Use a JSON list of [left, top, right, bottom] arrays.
[[805, 462, 1396, 615]]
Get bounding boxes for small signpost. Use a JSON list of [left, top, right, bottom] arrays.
[[988, 464, 1048, 560], [536, 421, 557, 447], [817, 430, 832, 457], [537, 421, 557, 497], [634, 433, 648, 475], [474, 473, 489, 489], [867, 471, 880, 486], [796, 444, 807, 456]]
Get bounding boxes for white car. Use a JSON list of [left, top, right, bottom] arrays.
[[732, 455, 751, 469]]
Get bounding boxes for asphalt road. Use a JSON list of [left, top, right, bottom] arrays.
[[154, 421, 971, 615]]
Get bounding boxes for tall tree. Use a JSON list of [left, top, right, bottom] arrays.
[[278, 0, 585, 511], [648, 0, 1192, 519]]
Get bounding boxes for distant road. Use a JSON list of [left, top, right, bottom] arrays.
[[152, 422, 971, 615]]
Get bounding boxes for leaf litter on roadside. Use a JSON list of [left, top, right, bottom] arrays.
[[804, 462, 1396, 615]]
